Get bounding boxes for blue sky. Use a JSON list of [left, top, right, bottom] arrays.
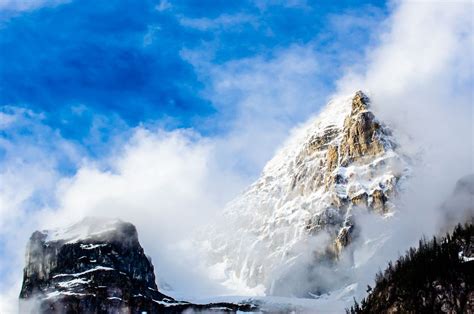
[[0, 0, 388, 145]]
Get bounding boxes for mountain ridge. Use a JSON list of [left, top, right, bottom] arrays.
[[202, 91, 411, 296]]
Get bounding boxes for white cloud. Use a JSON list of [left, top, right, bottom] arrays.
[[41, 128, 248, 297], [143, 24, 161, 46], [253, 0, 309, 11], [155, 0, 171, 12], [179, 13, 257, 31], [183, 45, 332, 175], [0, 0, 70, 13]]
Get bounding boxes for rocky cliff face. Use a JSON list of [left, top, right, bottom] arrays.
[[203, 91, 410, 295], [19, 218, 256, 313]]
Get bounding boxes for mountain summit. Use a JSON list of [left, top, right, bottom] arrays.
[[19, 218, 172, 312], [204, 91, 410, 296]]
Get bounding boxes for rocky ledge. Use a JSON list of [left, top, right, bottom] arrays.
[[19, 217, 257, 313]]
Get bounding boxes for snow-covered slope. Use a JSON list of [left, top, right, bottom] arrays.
[[43, 217, 126, 243], [203, 91, 410, 296]]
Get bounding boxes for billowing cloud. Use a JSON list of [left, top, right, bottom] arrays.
[[0, 107, 82, 312], [338, 0, 473, 229], [0, 116, 252, 311], [184, 45, 331, 175]]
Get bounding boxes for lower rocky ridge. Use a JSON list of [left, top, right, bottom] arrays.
[[19, 218, 257, 313]]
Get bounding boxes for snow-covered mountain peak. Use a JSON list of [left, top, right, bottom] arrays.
[[261, 91, 376, 177], [262, 92, 354, 176], [41, 217, 126, 244], [204, 91, 410, 296]]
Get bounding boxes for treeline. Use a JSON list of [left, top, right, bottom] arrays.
[[348, 222, 473, 313]]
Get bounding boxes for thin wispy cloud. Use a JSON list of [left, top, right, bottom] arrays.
[[179, 13, 257, 31], [155, 0, 171, 12], [0, 0, 70, 13]]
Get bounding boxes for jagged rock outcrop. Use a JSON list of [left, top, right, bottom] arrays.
[[19, 218, 256, 313], [319, 91, 395, 214], [339, 92, 387, 166], [203, 91, 410, 296]]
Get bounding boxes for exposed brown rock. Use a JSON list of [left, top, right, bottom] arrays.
[[371, 189, 387, 213], [324, 145, 339, 190], [326, 145, 339, 173], [335, 226, 352, 255], [340, 92, 386, 166], [352, 192, 369, 207], [382, 176, 398, 199], [330, 193, 348, 208], [291, 165, 326, 195], [296, 126, 339, 167], [307, 126, 339, 152], [351, 91, 370, 115]]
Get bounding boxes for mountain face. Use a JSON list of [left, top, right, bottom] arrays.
[[204, 91, 410, 295], [19, 218, 256, 313]]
